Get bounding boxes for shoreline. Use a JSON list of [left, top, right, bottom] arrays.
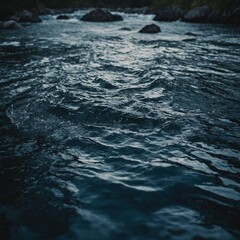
[[0, 5, 239, 30]]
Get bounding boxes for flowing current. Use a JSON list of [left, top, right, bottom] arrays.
[[0, 11, 240, 240]]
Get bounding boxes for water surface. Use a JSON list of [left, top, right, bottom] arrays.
[[0, 12, 240, 240]]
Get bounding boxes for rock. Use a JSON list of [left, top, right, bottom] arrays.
[[154, 7, 183, 21], [57, 8, 75, 14], [12, 10, 42, 23], [182, 5, 211, 23], [137, 7, 154, 15], [81, 9, 123, 22], [27, 14, 42, 23], [132, 7, 153, 15], [9, 15, 19, 22], [139, 24, 161, 34], [185, 32, 197, 36], [37, 8, 55, 15], [1, 20, 23, 30], [56, 15, 70, 20], [119, 7, 155, 15], [122, 8, 133, 14], [119, 27, 132, 31], [181, 5, 240, 25]]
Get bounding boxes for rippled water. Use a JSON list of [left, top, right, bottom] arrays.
[[0, 11, 240, 240]]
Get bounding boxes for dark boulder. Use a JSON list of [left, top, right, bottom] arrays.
[[81, 9, 123, 22], [12, 10, 42, 23], [37, 8, 55, 15], [182, 5, 211, 23], [138, 7, 154, 15], [182, 5, 240, 25], [120, 7, 155, 15], [57, 15, 70, 20], [55, 8, 75, 15], [112, 14, 123, 21], [154, 7, 183, 21], [139, 24, 161, 34], [0, 20, 23, 30], [121, 8, 134, 14]]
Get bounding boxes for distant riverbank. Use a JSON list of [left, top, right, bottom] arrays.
[[1, 4, 239, 31], [0, 0, 240, 25]]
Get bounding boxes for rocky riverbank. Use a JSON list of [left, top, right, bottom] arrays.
[[1, 4, 239, 30], [0, 9, 42, 30], [0, 8, 77, 30], [174, 5, 239, 25], [116, 5, 240, 25]]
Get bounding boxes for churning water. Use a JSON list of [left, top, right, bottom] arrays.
[[0, 11, 240, 240]]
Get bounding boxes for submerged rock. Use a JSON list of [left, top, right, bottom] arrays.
[[185, 32, 198, 36], [154, 7, 183, 21], [182, 38, 197, 42], [81, 9, 123, 22], [139, 24, 161, 34], [57, 15, 70, 20], [182, 5, 211, 23], [119, 27, 132, 31], [0, 20, 23, 30]]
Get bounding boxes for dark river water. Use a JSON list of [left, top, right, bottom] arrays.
[[0, 11, 240, 240]]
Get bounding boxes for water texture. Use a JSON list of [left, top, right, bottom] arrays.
[[0, 12, 240, 240]]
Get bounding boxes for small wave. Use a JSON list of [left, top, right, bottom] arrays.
[[0, 41, 21, 47]]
